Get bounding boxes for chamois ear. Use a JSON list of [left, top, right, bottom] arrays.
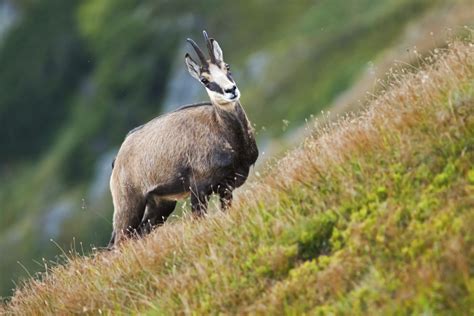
[[211, 39, 224, 62], [185, 53, 201, 80]]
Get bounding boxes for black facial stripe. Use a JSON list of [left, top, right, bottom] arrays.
[[207, 82, 223, 94], [226, 73, 234, 82]]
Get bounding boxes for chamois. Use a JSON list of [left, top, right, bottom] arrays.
[[108, 31, 258, 247]]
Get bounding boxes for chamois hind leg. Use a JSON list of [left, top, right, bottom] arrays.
[[107, 231, 116, 250], [190, 188, 210, 217], [108, 192, 146, 248], [138, 198, 177, 236]]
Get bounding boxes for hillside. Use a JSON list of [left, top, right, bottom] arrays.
[[2, 38, 473, 315], [5, 0, 473, 298]]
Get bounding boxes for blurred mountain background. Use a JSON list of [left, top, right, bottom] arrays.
[[0, 0, 472, 298]]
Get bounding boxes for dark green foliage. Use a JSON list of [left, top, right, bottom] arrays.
[[283, 212, 337, 260], [0, 0, 89, 163]]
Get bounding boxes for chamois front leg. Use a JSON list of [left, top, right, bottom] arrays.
[[219, 187, 233, 211]]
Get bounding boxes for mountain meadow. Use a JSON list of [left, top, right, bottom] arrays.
[[0, 0, 473, 314], [3, 33, 474, 315]]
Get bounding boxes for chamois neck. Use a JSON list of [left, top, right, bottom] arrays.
[[211, 99, 239, 111], [211, 98, 258, 165], [212, 99, 244, 125], [213, 100, 254, 142]]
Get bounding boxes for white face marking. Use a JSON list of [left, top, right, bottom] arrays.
[[206, 64, 240, 103]]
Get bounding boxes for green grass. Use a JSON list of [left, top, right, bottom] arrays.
[[0, 0, 451, 298], [2, 39, 473, 314]]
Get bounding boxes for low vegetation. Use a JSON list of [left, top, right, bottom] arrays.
[[2, 37, 473, 314], [2, 0, 472, 297]]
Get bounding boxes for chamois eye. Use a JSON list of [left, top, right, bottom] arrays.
[[200, 78, 209, 85], [225, 64, 230, 71]]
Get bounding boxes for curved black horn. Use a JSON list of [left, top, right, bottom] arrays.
[[186, 38, 207, 65], [203, 30, 216, 63]]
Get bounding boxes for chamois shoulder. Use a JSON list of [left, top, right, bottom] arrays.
[[125, 101, 213, 138], [172, 101, 212, 113]]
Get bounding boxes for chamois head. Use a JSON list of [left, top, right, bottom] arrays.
[[185, 31, 240, 104]]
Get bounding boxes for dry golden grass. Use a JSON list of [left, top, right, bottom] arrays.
[[2, 38, 473, 315]]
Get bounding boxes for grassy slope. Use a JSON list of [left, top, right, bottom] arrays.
[[1, 0, 451, 298], [3, 39, 473, 314]]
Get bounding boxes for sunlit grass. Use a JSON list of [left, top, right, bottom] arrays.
[[1, 38, 472, 314], [2, 0, 472, 299]]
